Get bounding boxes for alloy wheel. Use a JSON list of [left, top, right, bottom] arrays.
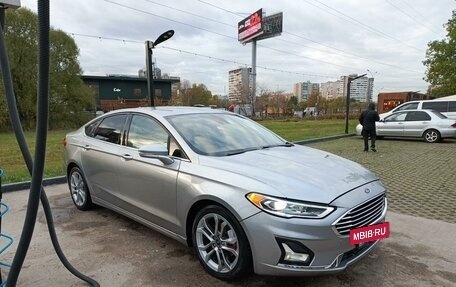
[[195, 213, 239, 273], [70, 171, 87, 207]]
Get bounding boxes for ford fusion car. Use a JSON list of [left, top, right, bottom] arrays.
[[64, 107, 387, 280]]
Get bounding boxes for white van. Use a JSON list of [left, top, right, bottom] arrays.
[[379, 95, 456, 120]]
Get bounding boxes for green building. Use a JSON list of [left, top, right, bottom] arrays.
[[82, 75, 180, 111]]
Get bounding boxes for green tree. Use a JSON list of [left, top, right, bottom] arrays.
[[1, 8, 93, 130], [288, 96, 298, 110], [423, 10, 456, 97], [187, 83, 213, 106]]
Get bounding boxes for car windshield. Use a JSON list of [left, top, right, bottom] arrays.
[[167, 113, 289, 156]]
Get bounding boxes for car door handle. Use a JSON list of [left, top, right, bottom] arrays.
[[121, 154, 133, 160], [83, 145, 91, 151]]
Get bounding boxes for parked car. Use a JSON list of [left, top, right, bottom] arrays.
[[356, 96, 456, 135], [356, 109, 456, 142], [64, 107, 387, 280]]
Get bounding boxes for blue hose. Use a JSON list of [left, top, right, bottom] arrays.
[[0, 168, 14, 287]]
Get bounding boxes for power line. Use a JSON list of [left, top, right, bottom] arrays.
[[68, 32, 337, 79], [104, 0, 237, 40], [385, 0, 442, 36], [143, 0, 234, 28], [103, 0, 381, 71], [196, 0, 422, 73], [397, 0, 446, 34], [305, 0, 423, 53]]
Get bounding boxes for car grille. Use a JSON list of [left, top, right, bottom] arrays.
[[334, 194, 386, 236]]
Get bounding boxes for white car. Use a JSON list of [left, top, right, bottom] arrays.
[[356, 109, 456, 143], [356, 96, 456, 136]]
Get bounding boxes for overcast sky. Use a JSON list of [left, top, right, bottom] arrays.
[[19, 0, 455, 98]]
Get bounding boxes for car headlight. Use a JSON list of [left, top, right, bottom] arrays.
[[246, 192, 335, 219]]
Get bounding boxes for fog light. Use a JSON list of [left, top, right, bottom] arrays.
[[276, 238, 314, 266], [282, 243, 310, 262]]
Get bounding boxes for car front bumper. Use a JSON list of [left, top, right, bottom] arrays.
[[241, 182, 387, 276]]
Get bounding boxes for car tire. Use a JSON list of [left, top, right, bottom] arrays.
[[68, 166, 93, 211], [423, 129, 441, 143], [192, 205, 252, 281]]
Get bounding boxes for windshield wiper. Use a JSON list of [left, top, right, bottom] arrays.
[[225, 147, 259, 156], [261, 142, 294, 149]]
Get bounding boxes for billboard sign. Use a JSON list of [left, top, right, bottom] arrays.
[[238, 9, 264, 43], [256, 12, 283, 41]]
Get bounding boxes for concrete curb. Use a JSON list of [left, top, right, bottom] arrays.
[[1, 176, 67, 193], [294, 133, 356, 145]]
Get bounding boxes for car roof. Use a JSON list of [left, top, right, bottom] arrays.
[[388, 109, 446, 116]]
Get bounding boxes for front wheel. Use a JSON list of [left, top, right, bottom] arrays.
[[68, 166, 93, 211], [192, 205, 252, 281], [423, 129, 441, 143]]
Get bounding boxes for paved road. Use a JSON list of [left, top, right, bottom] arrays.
[[308, 137, 456, 223], [1, 137, 455, 286]]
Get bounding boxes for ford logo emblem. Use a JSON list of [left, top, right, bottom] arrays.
[[364, 188, 371, 194]]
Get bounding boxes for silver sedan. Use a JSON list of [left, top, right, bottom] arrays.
[[356, 109, 456, 143], [64, 107, 387, 280]]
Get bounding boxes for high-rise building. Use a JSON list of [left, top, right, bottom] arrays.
[[228, 67, 252, 102], [341, 75, 373, 102], [321, 80, 341, 99], [293, 81, 319, 102]]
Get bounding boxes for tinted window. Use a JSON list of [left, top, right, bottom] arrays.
[[396, 102, 418, 111], [422, 101, 449, 112], [126, 115, 169, 149], [449, 101, 456, 112], [385, 112, 407, 122], [405, 111, 431, 121], [94, 115, 128, 144]]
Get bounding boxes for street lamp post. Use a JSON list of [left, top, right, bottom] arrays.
[[146, 30, 174, 107], [345, 74, 367, 134]]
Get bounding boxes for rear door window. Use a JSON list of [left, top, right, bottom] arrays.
[[405, 111, 431, 121], [93, 115, 128, 144], [422, 101, 449, 112]]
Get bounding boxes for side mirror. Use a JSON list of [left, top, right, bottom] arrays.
[[139, 144, 174, 165]]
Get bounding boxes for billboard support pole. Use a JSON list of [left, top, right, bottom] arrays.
[[251, 39, 257, 116]]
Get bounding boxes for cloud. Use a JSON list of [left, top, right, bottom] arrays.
[[19, 0, 455, 96]]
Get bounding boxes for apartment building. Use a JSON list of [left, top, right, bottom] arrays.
[[228, 67, 252, 102]]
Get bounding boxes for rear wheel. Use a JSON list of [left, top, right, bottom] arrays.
[[192, 205, 252, 281], [423, 129, 441, 143], [68, 167, 93, 211]]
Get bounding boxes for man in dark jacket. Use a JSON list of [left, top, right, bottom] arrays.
[[359, 102, 380, 152]]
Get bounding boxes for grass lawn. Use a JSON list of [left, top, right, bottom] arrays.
[[0, 130, 68, 184], [0, 118, 358, 184], [258, 118, 358, 142]]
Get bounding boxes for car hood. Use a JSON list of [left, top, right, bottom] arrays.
[[198, 145, 378, 204]]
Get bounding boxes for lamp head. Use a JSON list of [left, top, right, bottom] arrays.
[[153, 30, 174, 47]]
